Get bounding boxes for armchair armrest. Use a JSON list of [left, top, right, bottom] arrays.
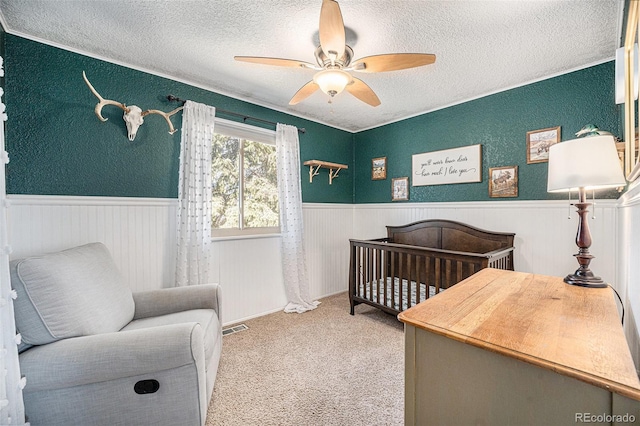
[[132, 284, 221, 321], [19, 322, 205, 392]]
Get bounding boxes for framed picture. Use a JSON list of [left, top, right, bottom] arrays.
[[489, 166, 518, 198], [412, 144, 482, 186], [526, 126, 561, 164], [392, 177, 409, 201], [372, 157, 387, 180]]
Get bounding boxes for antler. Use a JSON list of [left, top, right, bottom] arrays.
[[141, 107, 184, 135], [82, 71, 128, 121], [83, 70, 183, 138]]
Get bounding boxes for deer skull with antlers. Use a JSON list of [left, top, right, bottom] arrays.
[[82, 71, 183, 141]]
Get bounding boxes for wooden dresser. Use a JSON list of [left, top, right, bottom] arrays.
[[398, 268, 640, 425]]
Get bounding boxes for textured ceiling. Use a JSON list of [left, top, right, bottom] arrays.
[[0, 0, 624, 132]]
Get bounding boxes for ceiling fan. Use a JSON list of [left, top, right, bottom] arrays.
[[234, 0, 436, 107]]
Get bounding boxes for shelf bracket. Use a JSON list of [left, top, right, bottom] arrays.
[[308, 164, 322, 183], [328, 168, 341, 185]]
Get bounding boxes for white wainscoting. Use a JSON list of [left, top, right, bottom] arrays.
[[353, 200, 619, 284], [618, 183, 640, 373], [303, 203, 354, 299], [5, 196, 354, 325], [7, 195, 178, 292], [6, 195, 622, 327], [8, 194, 637, 371], [209, 235, 286, 324], [212, 203, 354, 324]]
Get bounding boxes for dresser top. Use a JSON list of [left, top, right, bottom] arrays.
[[398, 268, 640, 401]]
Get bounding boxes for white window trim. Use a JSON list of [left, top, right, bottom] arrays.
[[212, 118, 280, 239], [211, 231, 281, 242], [215, 118, 275, 146]]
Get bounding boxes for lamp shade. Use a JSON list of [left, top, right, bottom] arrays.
[[313, 69, 352, 96], [547, 135, 626, 193]]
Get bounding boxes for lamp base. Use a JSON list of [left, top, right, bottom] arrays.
[[562, 189, 608, 289], [564, 272, 607, 288]]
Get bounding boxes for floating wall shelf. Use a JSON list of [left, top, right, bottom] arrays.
[[303, 160, 348, 184]]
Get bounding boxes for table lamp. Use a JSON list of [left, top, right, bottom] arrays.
[[547, 135, 626, 287]]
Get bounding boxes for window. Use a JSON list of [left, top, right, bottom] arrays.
[[211, 119, 279, 238]]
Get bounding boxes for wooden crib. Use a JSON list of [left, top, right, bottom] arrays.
[[348, 220, 515, 316]]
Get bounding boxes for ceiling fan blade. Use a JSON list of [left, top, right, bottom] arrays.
[[289, 81, 319, 105], [235, 56, 317, 69], [346, 78, 381, 107], [319, 0, 346, 61], [351, 53, 436, 73]]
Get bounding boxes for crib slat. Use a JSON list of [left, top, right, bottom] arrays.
[[445, 259, 452, 289], [415, 255, 420, 306], [363, 247, 368, 299], [376, 247, 382, 303], [382, 248, 387, 308], [415, 255, 421, 306], [391, 250, 396, 310], [367, 246, 373, 300], [424, 257, 434, 300], [418, 253, 429, 301], [356, 246, 362, 298], [435, 257, 441, 293], [397, 252, 403, 311], [364, 247, 368, 297], [407, 254, 413, 309], [360, 246, 365, 299], [368, 247, 374, 298]]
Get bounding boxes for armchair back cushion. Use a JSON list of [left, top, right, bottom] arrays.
[[10, 243, 135, 346]]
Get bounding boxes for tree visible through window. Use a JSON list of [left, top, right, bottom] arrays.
[[211, 127, 279, 237]]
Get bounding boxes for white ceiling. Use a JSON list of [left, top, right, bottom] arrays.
[[0, 0, 624, 132]]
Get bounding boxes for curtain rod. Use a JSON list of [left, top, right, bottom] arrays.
[[166, 95, 306, 134]]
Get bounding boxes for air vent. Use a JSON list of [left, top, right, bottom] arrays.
[[222, 323, 248, 336]]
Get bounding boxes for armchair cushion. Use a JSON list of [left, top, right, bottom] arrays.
[[10, 242, 135, 346], [123, 308, 220, 362], [18, 322, 205, 392]]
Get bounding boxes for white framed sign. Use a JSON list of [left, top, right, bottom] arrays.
[[412, 144, 482, 186]]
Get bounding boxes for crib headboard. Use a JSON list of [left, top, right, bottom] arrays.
[[386, 219, 514, 254]]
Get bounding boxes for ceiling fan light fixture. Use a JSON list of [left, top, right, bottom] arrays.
[[313, 69, 352, 97], [234, 1, 435, 107]]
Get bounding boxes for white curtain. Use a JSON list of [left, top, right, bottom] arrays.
[[175, 101, 215, 286], [276, 123, 319, 313], [0, 56, 27, 424]]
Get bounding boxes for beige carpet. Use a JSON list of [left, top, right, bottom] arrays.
[[206, 292, 404, 426]]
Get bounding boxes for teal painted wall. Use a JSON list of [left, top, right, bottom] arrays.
[[3, 35, 354, 203], [2, 34, 623, 205], [353, 62, 622, 203]]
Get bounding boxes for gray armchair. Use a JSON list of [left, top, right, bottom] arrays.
[[10, 243, 222, 426]]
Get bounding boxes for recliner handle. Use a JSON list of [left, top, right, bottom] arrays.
[[134, 379, 160, 394]]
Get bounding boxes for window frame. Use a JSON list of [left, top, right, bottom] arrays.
[[211, 118, 280, 239]]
